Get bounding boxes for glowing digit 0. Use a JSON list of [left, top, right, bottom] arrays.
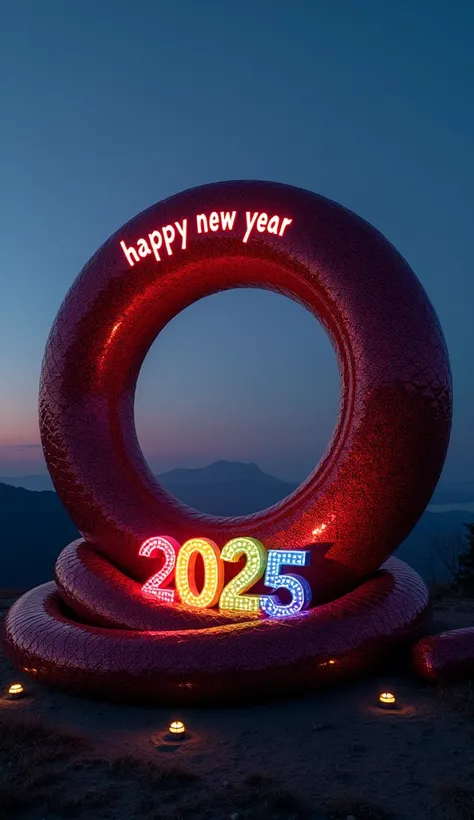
[[219, 537, 267, 612], [175, 538, 224, 608], [139, 536, 180, 603]]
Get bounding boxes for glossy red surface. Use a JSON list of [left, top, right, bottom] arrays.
[[2, 180, 466, 700], [413, 628, 474, 682]]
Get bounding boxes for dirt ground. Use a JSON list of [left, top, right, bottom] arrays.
[[0, 592, 473, 820]]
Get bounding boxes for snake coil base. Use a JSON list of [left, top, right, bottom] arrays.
[[4, 543, 430, 703]]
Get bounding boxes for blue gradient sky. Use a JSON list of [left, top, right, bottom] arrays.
[[0, 0, 472, 483]]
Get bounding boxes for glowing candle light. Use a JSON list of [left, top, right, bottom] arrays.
[[168, 720, 186, 739], [378, 691, 397, 709], [8, 683, 24, 700]]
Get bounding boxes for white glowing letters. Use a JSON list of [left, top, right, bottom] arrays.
[[196, 210, 237, 233], [121, 218, 188, 266], [140, 535, 312, 618], [242, 211, 292, 243], [120, 209, 293, 268]]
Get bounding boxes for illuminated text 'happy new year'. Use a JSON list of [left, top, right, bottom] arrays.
[[120, 210, 294, 267]]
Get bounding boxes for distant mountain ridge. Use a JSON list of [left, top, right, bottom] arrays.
[[160, 460, 278, 485], [0, 481, 79, 588], [0, 461, 298, 508], [2, 468, 473, 506], [158, 461, 298, 516], [0, 474, 54, 492], [0, 462, 473, 589]]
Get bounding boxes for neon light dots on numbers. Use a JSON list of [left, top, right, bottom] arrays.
[[139, 536, 180, 603], [175, 538, 224, 608], [260, 550, 312, 618], [140, 536, 312, 617], [219, 537, 267, 613]]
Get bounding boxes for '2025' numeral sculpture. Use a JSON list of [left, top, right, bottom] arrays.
[[139, 536, 312, 618]]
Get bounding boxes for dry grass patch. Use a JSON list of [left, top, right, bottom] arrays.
[[0, 712, 89, 769], [109, 754, 198, 788], [326, 794, 392, 820], [441, 783, 474, 819], [0, 714, 90, 818], [136, 772, 307, 820], [438, 682, 474, 718], [228, 772, 306, 818], [0, 713, 201, 819]]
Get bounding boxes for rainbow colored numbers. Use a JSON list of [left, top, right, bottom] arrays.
[[139, 536, 312, 618]]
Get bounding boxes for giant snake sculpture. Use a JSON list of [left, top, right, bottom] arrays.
[[3, 181, 473, 703]]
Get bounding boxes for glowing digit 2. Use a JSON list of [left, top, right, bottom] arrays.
[[219, 537, 267, 613], [139, 536, 180, 603], [260, 550, 312, 617]]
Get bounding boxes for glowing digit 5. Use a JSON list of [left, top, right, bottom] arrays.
[[175, 537, 224, 608], [260, 550, 312, 618], [139, 536, 180, 603], [219, 537, 267, 613]]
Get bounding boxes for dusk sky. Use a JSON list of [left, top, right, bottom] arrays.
[[1, 0, 473, 484]]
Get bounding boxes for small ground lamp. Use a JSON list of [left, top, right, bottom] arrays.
[[7, 683, 25, 700], [168, 720, 186, 740], [378, 691, 397, 710]]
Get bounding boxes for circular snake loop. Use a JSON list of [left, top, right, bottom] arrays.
[[3, 180, 468, 701]]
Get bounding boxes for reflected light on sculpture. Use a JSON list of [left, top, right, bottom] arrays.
[[312, 515, 336, 537], [312, 524, 327, 536]]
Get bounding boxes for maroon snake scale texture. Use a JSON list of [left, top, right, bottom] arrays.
[[3, 180, 472, 703]]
